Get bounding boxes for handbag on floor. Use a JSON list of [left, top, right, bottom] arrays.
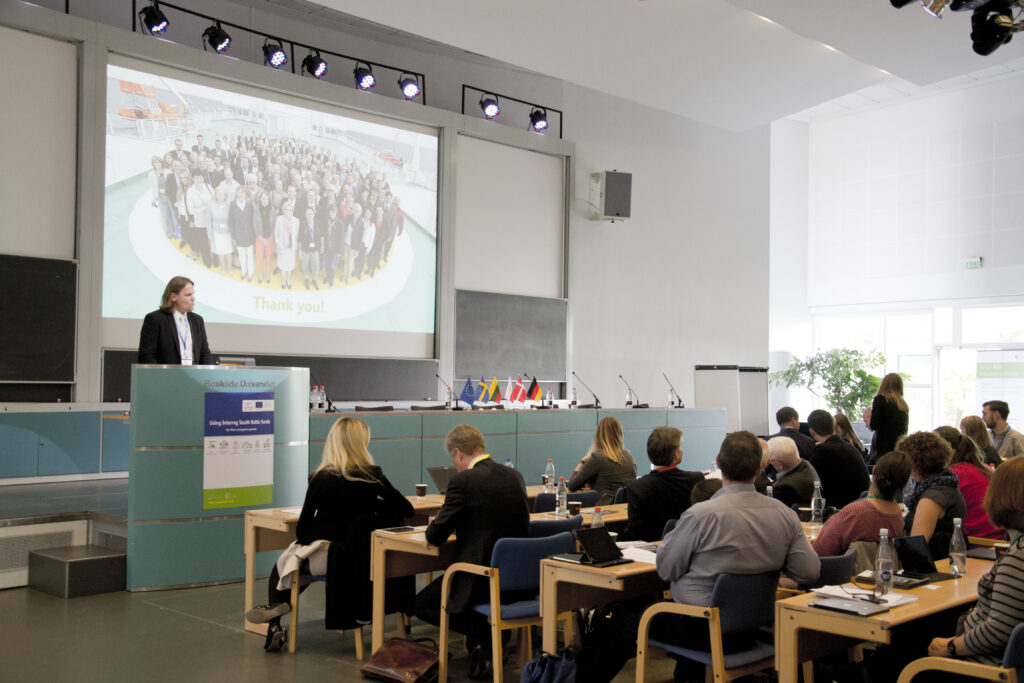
[[520, 649, 577, 683], [359, 637, 438, 683]]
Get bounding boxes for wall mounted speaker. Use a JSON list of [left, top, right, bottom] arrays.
[[591, 171, 631, 221]]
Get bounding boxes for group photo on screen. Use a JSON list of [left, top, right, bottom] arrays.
[[103, 64, 438, 334]]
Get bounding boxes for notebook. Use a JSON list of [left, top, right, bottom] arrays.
[[427, 466, 458, 494], [550, 526, 633, 568], [893, 535, 959, 582]]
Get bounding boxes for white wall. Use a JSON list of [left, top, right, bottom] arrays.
[[0, 0, 772, 407], [807, 71, 1024, 308]]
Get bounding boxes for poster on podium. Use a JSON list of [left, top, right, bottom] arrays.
[[203, 392, 274, 509]]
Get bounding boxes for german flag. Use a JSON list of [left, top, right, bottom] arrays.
[[526, 377, 543, 401]]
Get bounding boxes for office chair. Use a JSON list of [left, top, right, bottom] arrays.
[[529, 514, 583, 537], [897, 622, 1024, 683], [438, 532, 576, 683], [636, 571, 780, 682]]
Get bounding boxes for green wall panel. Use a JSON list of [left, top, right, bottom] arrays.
[[128, 517, 246, 589], [0, 413, 40, 478], [102, 412, 131, 472], [37, 412, 101, 476]]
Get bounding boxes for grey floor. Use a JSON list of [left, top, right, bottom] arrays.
[[1, 576, 680, 682]]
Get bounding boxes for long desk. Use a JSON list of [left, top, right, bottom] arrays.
[[775, 558, 992, 683], [539, 555, 665, 654]]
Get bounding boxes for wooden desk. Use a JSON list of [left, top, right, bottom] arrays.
[[774, 558, 993, 683], [539, 554, 666, 654]]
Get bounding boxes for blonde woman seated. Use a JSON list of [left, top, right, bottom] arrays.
[[568, 416, 637, 506], [245, 417, 413, 651]]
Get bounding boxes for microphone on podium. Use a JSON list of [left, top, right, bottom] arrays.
[[571, 371, 600, 409]]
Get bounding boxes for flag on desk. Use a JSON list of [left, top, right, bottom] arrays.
[[504, 377, 514, 403], [477, 377, 489, 403], [511, 376, 526, 402], [527, 376, 542, 402], [488, 377, 502, 403], [459, 377, 475, 405]]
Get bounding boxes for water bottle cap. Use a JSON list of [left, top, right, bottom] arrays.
[[548, 459, 553, 462], [879, 528, 888, 536], [559, 476, 564, 481], [594, 507, 601, 512]]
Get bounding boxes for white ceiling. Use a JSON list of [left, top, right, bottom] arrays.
[[265, 0, 1024, 131]]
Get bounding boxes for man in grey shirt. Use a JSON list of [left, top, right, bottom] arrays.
[[577, 430, 819, 682]]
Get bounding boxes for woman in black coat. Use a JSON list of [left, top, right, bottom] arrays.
[[245, 417, 413, 651], [863, 372, 910, 466]]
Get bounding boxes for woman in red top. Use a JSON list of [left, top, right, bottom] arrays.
[[935, 425, 1003, 540]]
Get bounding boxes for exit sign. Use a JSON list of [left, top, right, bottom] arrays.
[[966, 257, 983, 270]]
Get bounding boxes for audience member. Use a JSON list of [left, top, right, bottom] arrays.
[[807, 409, 871, 510], [770, 406, 816, 461], [962, 414, 1002, 467], [983, 400, 1024, 461], [863, 373, 910, 466], [935, 426, 1002, 540], [619, 426, 705, 542], [767, 437, 819, 508], [568, 417, 637, 506], [835, 413, 868, 462], [901, 431, 966, 560]]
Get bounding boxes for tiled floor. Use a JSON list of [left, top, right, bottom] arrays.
[[0, 576, 677, 682], [0, 478, 128, 520]]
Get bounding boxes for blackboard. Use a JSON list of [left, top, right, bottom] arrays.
[[0, 254, 77, 382], [102, 349, 438, 402], [454, 289, 567, 383]]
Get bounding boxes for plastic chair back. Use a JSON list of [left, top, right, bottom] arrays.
[[490, 532, 574, 592], [809, 548, 857, 588], [533, 490, 599, 513], [529, 515, 583, 537], [1003, 622, 1024, 675], [709, 572, 780, 636], [613, 487, 628, 504]]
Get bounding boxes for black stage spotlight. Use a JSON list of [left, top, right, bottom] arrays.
[[263, 39, 288, 68], [971, 2, 1015, 54], [398, 73, 421, 100], [529, 107, 549, 132], [139, 2, 169, 35], [479, 94, 500, 119], [354, 62, 376, 90], [890, 0, 918, 6], [202, 23, 231, 53], [302, 51, 328, 78]]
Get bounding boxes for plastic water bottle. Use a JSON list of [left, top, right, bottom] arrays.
[[504, 457, 514, 469], [591, 506, 605, 527], [811, 481, 825, 524], [949, 517, 967, 578], [571, 386, 578, 409], [556, 477, 568, 516], [309, 385, 317, 411], [766, 485, 774, 499], [445, 387, 453, 410], [546, 387, 554, 407], [318, 386, 326, 411], [544, 459, 555, 492], [875, 528, 895, 596], [668, 389, 675, 407], [625, 387, 633, 407]]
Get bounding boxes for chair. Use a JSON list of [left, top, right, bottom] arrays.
[[533, 490, 599, 513], [635, 571, 780, 683], [969, 534, 1009, 548], [354, 405, 394, 411], [529, 515, 583, 537], [804, 547, 857, 588], [613, 487, 628, 504], [411, 404, 447, 411], [662, 518, 678, 537], [438, 532, 576, 683], [849, 540, 880, 574], [896, 622, 1024, 683]]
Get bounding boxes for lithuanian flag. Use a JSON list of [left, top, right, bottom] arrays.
[[488, 376, 502, 403]]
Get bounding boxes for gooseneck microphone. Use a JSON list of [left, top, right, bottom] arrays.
[[571, 370, 601, 409], [619, 374, 649, 409], [662, 372, 685, 408]]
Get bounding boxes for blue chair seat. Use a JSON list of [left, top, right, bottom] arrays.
[[649, 637, 775, 669], [472, 598, 540, 620]]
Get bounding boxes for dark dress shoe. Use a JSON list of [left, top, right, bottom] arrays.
[[264, 622, 287, 652], [467, 643, 493, 680]]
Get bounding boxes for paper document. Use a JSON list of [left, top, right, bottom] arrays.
[[813, 584, 918, 606], [620, 547, 657, 564]]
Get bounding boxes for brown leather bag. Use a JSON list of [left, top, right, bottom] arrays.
[[359, 637, 439, 683]]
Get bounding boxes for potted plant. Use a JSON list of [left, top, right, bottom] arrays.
[[771, 348, 886, 418]]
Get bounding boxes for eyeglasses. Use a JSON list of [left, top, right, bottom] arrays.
[[839, 583, 884, 603]]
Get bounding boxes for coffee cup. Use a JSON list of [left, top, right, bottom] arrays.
[[415, 484, 427, 497], [567, 501, 582, 516]]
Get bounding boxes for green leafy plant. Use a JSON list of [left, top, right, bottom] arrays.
[[770, 348, 886, 418]]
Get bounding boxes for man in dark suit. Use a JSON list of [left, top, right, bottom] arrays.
[[415, 424, 529, 679], [620, 426, 705, 541], [137, 276, 213, 365], [807, 409, 870, 509], [766, 436, 819, 508], [769, 406, 817, 461]]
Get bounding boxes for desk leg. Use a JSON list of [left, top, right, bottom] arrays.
[[243, 519, 266, 635], [541, 565, 560, 654], [775, 611, 800, 683], [371, 538, 386, 654]]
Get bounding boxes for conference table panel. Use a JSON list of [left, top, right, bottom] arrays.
[[516, 431, 594, 486], [666, 408, 727, 473], [598, 409, 667, 460]]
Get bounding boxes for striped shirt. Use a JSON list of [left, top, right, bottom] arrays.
[[961, 535, 1024, 665]]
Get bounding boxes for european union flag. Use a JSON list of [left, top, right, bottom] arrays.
[[459, 377, 475, 405]]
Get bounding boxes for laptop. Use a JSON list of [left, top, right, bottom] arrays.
[[426, 466, 458, 494], [550, 526, 633, 568], [893, 535, 959, 582], [809, 597, 890, 617]]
